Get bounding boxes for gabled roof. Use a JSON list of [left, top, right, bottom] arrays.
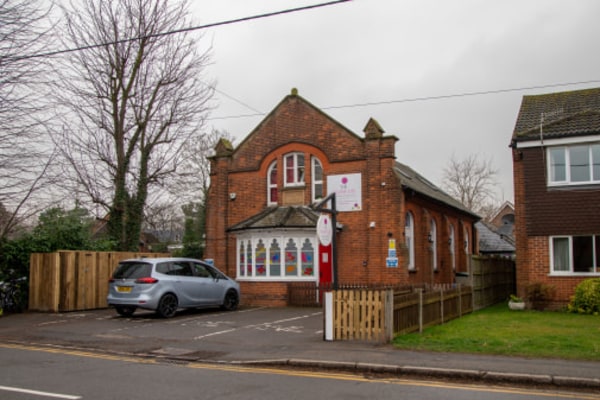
[[228, 206, 321, 232], [512, 87, 600, 143], [476, 221, 515, 254], [393, 162, 479, 219]]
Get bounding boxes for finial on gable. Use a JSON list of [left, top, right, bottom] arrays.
[[214, 137, 234, 157], [364, 118, 384, 139], [291, 87, 298, 96]]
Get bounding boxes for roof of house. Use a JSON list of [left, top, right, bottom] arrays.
[[512, 87, 600, 143], [476, 221, 515, 254], [228, 206, 322, 232], [394, 161, 480, 219]]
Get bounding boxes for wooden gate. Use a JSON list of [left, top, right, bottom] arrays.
[[332, 289, 393, 342]]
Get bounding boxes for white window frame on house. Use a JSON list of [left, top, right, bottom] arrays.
[[284, 152, 305, 187], [267, 161, 278, 206], [405, 212, 415, 270], [550, 235, 600, 275], [547, 143, 600, 186], [236, 230, 319, 282], [311, 156, 323, 202]]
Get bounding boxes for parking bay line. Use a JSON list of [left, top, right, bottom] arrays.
[[0, 385, 82, 400], [193, 311, 322, 340]]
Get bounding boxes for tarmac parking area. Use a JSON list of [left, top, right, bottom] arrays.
[[0, 306, 327, 362]]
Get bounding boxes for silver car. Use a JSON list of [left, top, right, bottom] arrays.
[[107, 257, 240, 318]]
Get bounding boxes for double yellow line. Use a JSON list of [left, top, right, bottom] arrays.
[[1, 342, 597, 400]]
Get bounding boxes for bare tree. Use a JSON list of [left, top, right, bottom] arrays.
[[142, 129, 233, 248], [52, 0, 214, 250], [442, 154, 499, 217], [0, 0, 56, 239]]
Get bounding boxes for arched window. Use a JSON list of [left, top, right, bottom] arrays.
[[311, 157, 323, 202], [431, 219, 438, 271], [464, 226, 470, 255], [405, 212, 415, 270], [284, 153, 305, 187], [267, 161, 278, 205], [449, 224, 456, 271]]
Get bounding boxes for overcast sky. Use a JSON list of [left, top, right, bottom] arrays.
[[188, 0, 600, 205]]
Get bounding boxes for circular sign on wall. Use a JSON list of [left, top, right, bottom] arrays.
[[316, 214, 332, 246]]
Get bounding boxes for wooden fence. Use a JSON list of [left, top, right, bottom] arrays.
[[392, 284, 473, 334], [326, 284, 473, 343], [456, 256, 515, 310], [29, 251, 169, 312]]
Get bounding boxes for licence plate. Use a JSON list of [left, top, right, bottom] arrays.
[[116, 286, 132, 293]]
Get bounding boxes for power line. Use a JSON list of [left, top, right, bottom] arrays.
[[207, 79, 600, 121], [321, 80, 600, 110], [12, 0, 351, 61]]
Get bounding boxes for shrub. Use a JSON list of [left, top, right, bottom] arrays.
[[568, 278, 600, 315], [525, 282, 556, 310]]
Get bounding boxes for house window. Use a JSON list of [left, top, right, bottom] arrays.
[[255, 240, 266, 276], [239, 241, 245, 277], [548, 143, 600, 186], [405, 212, 415, 270], [449, 224, 456, 271], [301, 239, 315, 276], [236, 233, 318, 281], [267, 161, 278, 205], [551, 235, 600, 274], [269, 239, 281, 276], [431, 219, 438, 271], [312, 157, 323, 202], [464, 226, 470, 255], [284, 153, 305, 187]]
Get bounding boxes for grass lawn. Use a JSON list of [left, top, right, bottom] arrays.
[[392, 302, 600, 361]]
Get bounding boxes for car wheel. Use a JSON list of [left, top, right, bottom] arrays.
[[115, 306, 136, 317], [221, 289, 239, 311], [157, 293, 178, 318]]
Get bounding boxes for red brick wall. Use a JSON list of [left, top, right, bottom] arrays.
[[206, 93, 477, 306], [513, 146, 599, 306]]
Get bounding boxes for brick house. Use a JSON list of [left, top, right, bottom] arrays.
[[510, 87, 600, 307], [205, 89, 479, 306]]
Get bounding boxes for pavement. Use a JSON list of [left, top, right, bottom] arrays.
[[0, 306, 598, 393]]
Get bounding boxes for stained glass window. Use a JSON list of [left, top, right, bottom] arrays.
[[269, 239, 281, 276], [285, 238, 298, 276], [255, 240, 266, 276], [246, 242, 253, 276], [301, 239, 314, 276]]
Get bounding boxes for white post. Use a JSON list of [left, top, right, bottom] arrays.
[[324, 291, 334, 341]]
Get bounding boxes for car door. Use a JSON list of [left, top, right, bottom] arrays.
[[167, 261, 198, 307], [191, 262, 224, 305]]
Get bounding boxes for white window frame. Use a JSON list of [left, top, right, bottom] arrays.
[[236, 230, 319, 282], [547, 143, 600, 186], [284, 153, 305, 187], [405, 212, 415, 270], [267, 161, 278, 206], [311, 157, 323, 202], [550, 235, 600, 275]]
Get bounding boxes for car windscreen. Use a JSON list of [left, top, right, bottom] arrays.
[[112, 262, 153, 279]]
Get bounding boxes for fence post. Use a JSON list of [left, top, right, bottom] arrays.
[[417, 288, 423, 333], [440, 287, 444, 324], [458, 283, 462, 318], [384, 289, 393, 343]]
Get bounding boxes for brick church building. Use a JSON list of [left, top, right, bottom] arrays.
[[205, 89, 479, 306]]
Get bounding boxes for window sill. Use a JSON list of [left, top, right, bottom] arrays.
[[236, 277, 318, 282], [549, 272, 600, 277]]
